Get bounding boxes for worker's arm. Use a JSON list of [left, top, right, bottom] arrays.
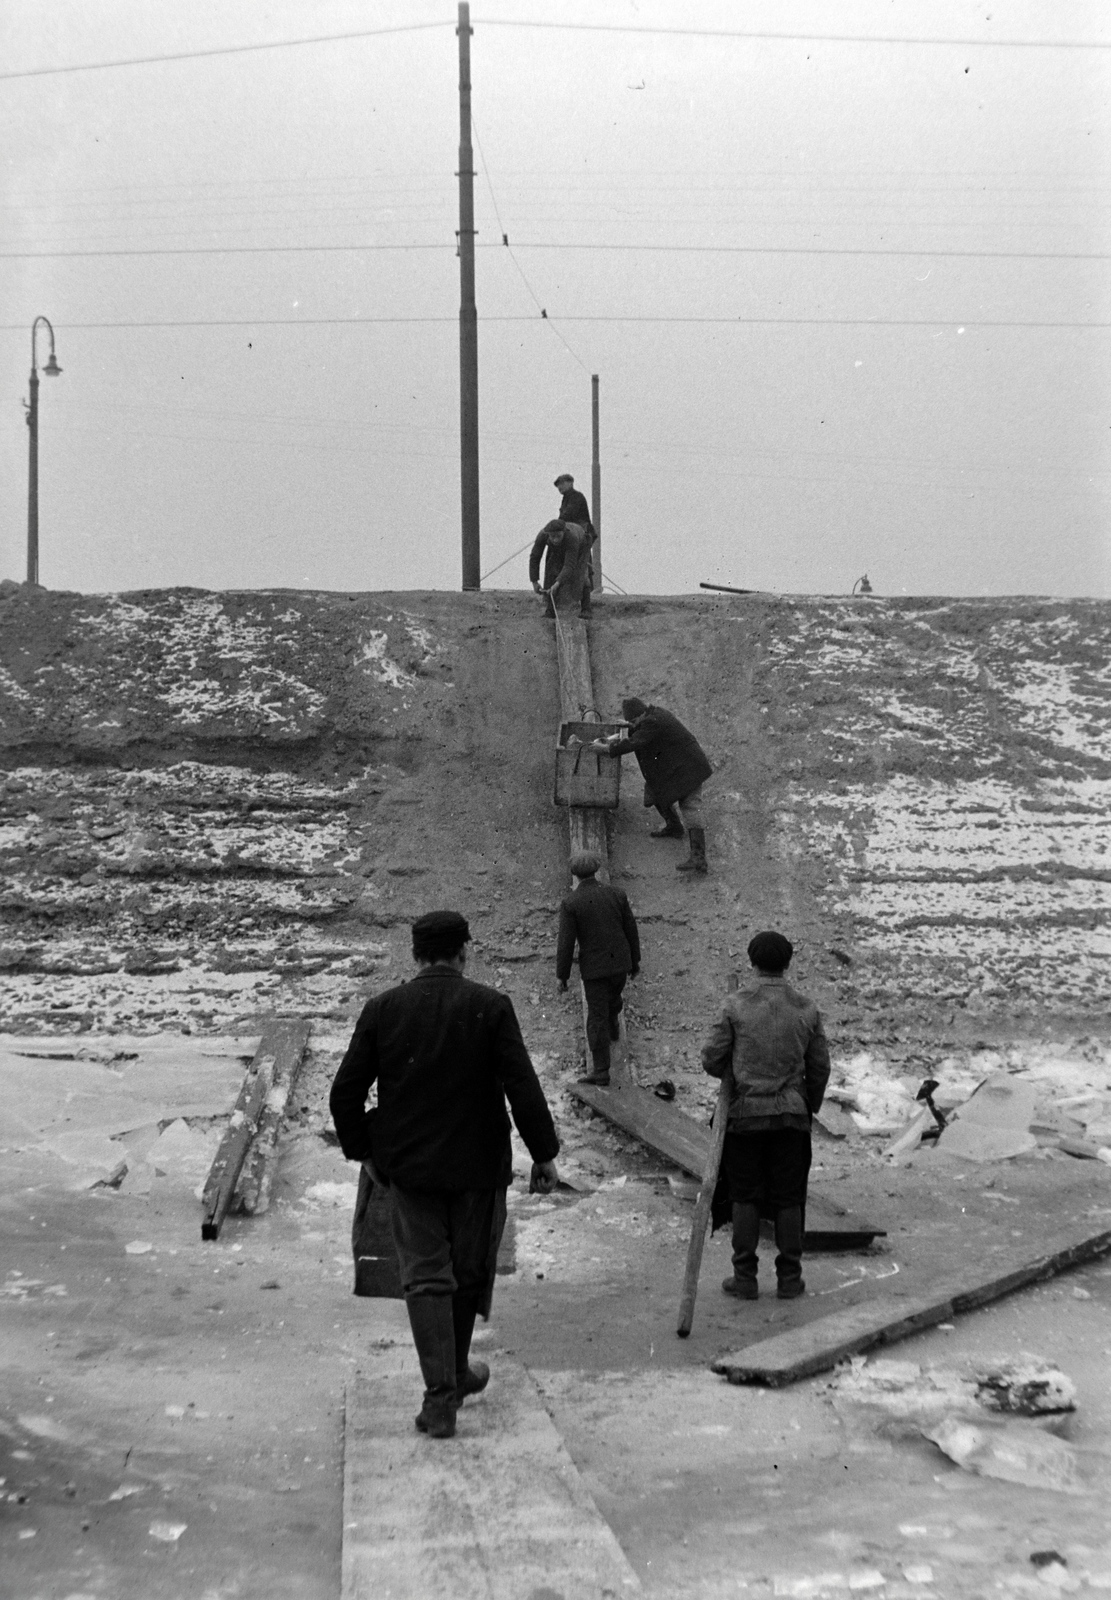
[[489, 997, 561, 1166], [555, 902, 576, 988], [329, 1001, 382, 1161], [700, 1006, 735, 1080], [804, 1015, 832, 1115], [527, 530, 548, 590]]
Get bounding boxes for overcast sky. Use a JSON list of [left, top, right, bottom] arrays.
[[2, 1, 1108, 599]]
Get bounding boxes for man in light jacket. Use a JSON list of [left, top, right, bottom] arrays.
[[701, 930, 830, 1300]]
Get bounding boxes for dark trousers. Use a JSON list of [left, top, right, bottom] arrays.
[[721, 1127, 812, 1214], [582, 972, 627, 1073], [388, 1183, 507, 1315]]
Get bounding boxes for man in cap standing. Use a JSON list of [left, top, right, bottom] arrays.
[[701, 931, 830, 1300], [330, 910, 560, 1439], [556, 853, 641, 1087], [592, 698, 713, 874], [528, 473, 595, 617]]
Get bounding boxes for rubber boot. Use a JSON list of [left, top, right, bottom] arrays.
[[406, 1293, 458, 1437], [452, 1290, 490, 1403], [774, 1206, 805, 1299], [676, 826, 708, 875], [722, 1202, 760, 1299], [650, 805, 684, 839]]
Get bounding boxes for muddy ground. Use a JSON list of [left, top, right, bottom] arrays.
[[1, 585, 1109, 1597]]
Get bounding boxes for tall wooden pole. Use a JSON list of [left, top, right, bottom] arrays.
[[458, 3, 480, 590], [591, 373, 601, 592], [26, 367, 39, 585]]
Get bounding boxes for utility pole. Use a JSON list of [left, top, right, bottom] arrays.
[[591, 373, 602, 592], [27, 365, 39, 585], [457, 3, 480, 590]]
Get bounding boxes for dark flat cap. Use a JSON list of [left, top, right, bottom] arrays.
[[570, 851, 600, 878], [747, 930, 793, 972], [621, 697, 649, 720], [411, 910, 470, 953]]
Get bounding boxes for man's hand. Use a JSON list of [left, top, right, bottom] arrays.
[[529, 1159, 559, 1194], [558, 980, 569, 994], [532, 580, 543, 594], [588, 739, 610, 754]]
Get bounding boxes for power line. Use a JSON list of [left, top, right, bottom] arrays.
[[0, 21, 452, 82], [2, 315, 1102, 332], [3, 241, 1106, 261], [480, 19, 1111, 50]]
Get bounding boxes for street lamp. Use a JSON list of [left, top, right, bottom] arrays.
[[25, 316, 63, 585]]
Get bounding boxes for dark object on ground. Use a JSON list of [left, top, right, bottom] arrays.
[[916, 1077, 948, 1133], [699, 582, 758, 594], [830, 947, 853, 966], [654, 1079, 676, 1101]]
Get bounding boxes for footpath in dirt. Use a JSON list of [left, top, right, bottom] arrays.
[[1, 583, 1110, 1598]]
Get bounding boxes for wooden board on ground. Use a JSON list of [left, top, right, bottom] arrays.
[[201, 1018, 307, 1239], [568, 1077, 884, 1248], [233, 1019, 310, 1214], [711, 1218, 1111, 1387], [342, 1365, 641, 1600]]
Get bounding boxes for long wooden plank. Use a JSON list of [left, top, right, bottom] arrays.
[[233, 1019, 311, 1215], [568, 1078, 884, 1247], [200, 1020, 287, 1239], [342, 1365, 642, 1599], [711, 1219, 1111, 1387]]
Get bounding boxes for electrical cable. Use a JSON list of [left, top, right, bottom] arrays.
[[0, 21, 453, 82], [3, 241, 1104, 262], [479, 19, 1111, 50], [471, 115, 591, 374], [480, 538, 535, 584], [2, 315, 1104, 330]]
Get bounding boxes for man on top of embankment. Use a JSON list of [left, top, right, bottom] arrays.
[[556, 851, 641, 1088], [528, 473, 595, 617], [701, 930, 830, 1301], [329, 910, 560, 1439], [592, 698, 713, 875]]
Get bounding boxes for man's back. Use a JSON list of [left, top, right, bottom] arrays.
[[703, 974, 830, 1124], [330, 966, 556, 1189], [557, 878, 640, 981]]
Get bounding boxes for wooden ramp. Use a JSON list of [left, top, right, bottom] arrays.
[[711, 1216, 1111, 1387], [569, 1077, 884, 1249], [342, 1362, 641, 1600]]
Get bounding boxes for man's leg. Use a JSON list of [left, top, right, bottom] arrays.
[[580, 977, 612, 1084], [447, 1188, 507, 1403], [388, 1185, 458, 1438], [720, 1130, 764, 1298], [650, 801, 684, 839], [765, 1129, 812, 1299], [607, 972, 626, 1042], [675, 785, 708, 874]]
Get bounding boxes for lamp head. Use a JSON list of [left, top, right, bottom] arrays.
[[44, 353, 62, 377]]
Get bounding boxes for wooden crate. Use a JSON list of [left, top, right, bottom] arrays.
[[554, 721, 624, 809]]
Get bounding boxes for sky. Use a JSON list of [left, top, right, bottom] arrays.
[[2, 0, 1109, 599]]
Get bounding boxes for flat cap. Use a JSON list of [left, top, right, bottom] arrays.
[[747, 930, 793, 972], [570, 852, 600, 878], [554, 473, 574, 487], [411, 909, 470, 947]]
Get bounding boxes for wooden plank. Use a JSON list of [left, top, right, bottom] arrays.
[[677, 1071, 731, 1337], [711, 1218, 1111, 1387], [342, 1365, 642, 1600], [552, 612, 601, 723], [568, 1078, 884, 1247], [200, 1020, 284, 1240], [233, 1019, 311, 1215]]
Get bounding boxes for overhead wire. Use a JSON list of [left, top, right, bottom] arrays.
[[471, 115, 591, 374], [2, 316, 1104, 330], [2, 241, 1105, 261]]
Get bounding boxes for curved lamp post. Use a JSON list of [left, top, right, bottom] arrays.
[[26, 316, 63, 585]]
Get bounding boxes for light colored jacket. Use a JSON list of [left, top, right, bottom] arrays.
[[701, 973, 830, 1128]]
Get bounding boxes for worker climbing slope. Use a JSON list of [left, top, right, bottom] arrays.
[[593, 697, 713, 875], [556, 851, 641, 1088]]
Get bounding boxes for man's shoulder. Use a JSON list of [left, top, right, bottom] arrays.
[[781, 980, 821, 1017], [454, 973, 515, 1012]]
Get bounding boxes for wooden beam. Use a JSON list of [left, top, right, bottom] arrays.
[[233, 1020, 311, 1215], [201, 1020, 300, 1240], [711, 1218, 1111, 1387], [568, 1078, 884, 1248]]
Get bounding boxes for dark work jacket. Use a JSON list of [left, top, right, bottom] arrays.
[[528, 518, 596, 590], [329, 967, 559, 1190], [558, 487, 594, 538], [556, 878, 641, 983], [608, 706, 713, 810], [701, 974, 831, 1131]]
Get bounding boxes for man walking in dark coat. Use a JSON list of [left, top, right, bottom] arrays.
[[556, 852, 640, 1087], [330, 910, 560, 1439], [701, 931, 830, 1300], [592, 698, 713, 874]]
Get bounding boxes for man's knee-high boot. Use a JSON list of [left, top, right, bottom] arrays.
[[676, 827, 708, 875], [723, 1202, 760, 1299], [452, 1289, 490, 1402], [774, 1206, 805, 1299], [406, 1293, 458, 1437]]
